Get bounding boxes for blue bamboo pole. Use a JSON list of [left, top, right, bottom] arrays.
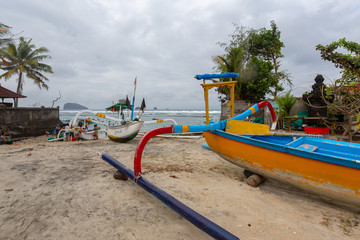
[[102, 154, 239, 240]]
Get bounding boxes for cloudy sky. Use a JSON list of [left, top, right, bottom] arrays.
[[1, 0, 359, 110]]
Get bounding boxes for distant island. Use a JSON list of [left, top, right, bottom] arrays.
[[63, 103, 88, 110]]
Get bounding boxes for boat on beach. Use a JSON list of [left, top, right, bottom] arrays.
[[107, 121, 144, 142], [101, 72, 359, 239], [131, 73, 360, 207], [67, 99, 177, 142], [204, 130, 360, 206]]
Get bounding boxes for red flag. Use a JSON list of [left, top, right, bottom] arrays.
[[134, 77, 137, 86]]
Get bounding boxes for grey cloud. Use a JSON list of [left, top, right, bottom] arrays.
[[1, 0, 359, 109]]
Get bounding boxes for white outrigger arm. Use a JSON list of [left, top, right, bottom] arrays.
[[69, 110, 124, 128]]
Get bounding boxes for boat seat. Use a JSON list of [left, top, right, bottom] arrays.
[[297, 144, 318, 152]]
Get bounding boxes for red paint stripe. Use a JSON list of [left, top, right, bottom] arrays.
[[257, 101, 276, 121], [134, 126, 174, 178]]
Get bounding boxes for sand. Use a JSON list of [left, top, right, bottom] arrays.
[[0, 135, 359, 240]]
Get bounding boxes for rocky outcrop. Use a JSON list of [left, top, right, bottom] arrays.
[[63, 103, 88, 110]]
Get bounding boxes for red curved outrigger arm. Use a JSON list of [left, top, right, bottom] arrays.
[[134, 126, 174, 178]]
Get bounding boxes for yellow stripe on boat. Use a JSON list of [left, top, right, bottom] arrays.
[[182, 126, 189, 132], [96, 113, 105, 118], [157, 119, 164, 123], [250, 107, 256, 114], [225, 120, 270, 135]]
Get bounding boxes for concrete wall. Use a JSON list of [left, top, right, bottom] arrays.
[[0, 106, 61, 137], [220, 98, 309, 127], [220, 100, 264, 120]]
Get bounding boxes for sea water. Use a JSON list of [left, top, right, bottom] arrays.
[[59, 109, 221, 133]]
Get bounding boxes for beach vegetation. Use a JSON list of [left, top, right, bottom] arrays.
[[315, 38, 360, 141], [0, 36, 53, 107], [0, 22, 13, 66], [249, 21, 292, 97], [275, 91, 297, 120], [213, 21, 291, 102], [0, 22, 13, 47]]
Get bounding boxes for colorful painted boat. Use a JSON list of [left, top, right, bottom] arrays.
[[203, 130, 360, 207], [107, 121, 144, 143], [133, 100, 360, 207], [101, 73, 358, 239]]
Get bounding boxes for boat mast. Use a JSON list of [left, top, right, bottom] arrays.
[[131, 77, 137, 121]]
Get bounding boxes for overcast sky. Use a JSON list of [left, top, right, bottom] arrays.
[[1, 0, 359, 110]]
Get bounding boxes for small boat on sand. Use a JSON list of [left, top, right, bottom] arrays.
[[107, 121, 143, 142]]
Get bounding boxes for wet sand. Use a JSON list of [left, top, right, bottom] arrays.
[[0, 135, 359, 240]]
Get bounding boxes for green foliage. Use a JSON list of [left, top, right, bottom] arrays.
[[0, 37, 53, 107], [316, 38, 360, 141], [0, 22, 13, 47], [245, 56, 277, 100], [275, 91, 297, 119], [249, 20, 292, 97], [213, 21, 290, 102], [316, 38, 360, 80], [249, 20, 284, 61]]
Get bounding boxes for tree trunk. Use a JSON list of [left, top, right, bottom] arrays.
[[272, 55, 279, 98], [14, 72, 23, 108]]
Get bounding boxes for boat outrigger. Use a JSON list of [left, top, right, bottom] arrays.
[[101, 72, 360, 239], [65, 99, 177, 143]]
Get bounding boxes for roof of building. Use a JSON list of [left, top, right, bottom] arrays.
[[0, 84, 27, 99]]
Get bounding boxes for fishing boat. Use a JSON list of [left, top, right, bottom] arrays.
[[131, 73, 360, 207], [203, 130, 360, 206], [100, 73, 359, 239], [68, 97, 177, 142], [107, 121, 144, 142]]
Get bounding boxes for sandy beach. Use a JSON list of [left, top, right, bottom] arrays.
[[0, 135, 359, 240]]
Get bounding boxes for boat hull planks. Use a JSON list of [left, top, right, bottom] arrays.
[[204, 131, 360, 207], [107, 121, 144, 143]]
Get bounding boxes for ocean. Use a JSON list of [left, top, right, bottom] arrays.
[[59, 109, 221, 132]]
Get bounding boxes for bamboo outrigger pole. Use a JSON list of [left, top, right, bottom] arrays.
[[102, 153, 239, 240]]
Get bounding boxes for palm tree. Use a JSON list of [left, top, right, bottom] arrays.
[[0, 37, 53, 107], [275, 91, 297, 118], [0, 22, 13, 65], [213, 47, 247, 100], [0, 22, 13, 47], [275, 91, 297, 130]]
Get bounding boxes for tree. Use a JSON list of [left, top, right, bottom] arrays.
[[0, 22, 13, 65], [316, 38, 360, 80], [0, 37, 53, 107], [275, 91, 297, 118], [245, 56, 277, 100], [0, 22, 13, 47], [316, 38, 360, 141], [213, 21, 290, 102], [249, 20, 292, 97], [212, 46, 247, 101], [213, 46, 275, 101]]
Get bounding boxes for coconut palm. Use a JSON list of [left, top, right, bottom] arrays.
[[275, 91, 297, 119], [213, 47, 247, 100], [0, 22, 13, 47], [0, 22, 13, 65], [0, 37, 53, 107]]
